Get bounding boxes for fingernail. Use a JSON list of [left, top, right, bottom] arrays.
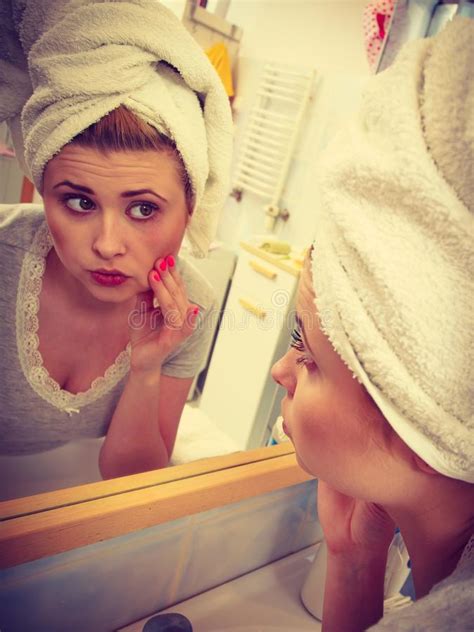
[[159, 258, 167, 271], [193, 307, 199, 315], [153, 271, 161, 282], [167, 255, 175, 268]]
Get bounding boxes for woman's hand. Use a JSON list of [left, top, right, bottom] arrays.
[[128, 255, 199, 374], [317, 480, 395, 560], [317, 481, 395, 631]]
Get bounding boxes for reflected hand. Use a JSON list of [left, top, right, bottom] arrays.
[[317, 480, 395, 559], [128, 255, 199, 374]]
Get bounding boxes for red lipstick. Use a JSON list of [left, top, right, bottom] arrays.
[[90, 268, 129, 287]]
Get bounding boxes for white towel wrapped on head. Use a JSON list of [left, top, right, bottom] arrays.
[[0, 0, 233, 257], [312, 18, 474, 482]]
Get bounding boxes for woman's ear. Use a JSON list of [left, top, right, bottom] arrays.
[[391, 432, 439, 476], [412, 453, 439, 476]]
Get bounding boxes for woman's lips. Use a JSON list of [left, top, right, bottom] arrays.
[[90, 271, 129, 287]]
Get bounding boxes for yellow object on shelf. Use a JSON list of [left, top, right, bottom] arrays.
[[249, 259, 278, 280], [206, 42, 234, 97], [259, 239, 291, 256], [238, 298, 266, 320]]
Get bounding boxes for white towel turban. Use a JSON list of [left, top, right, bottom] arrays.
[[0, 0, 233, 257], [312, 18, 474, 482]]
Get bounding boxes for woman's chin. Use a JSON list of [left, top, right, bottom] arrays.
[[294, 451, 317, 477]]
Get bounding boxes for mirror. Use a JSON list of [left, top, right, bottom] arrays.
[[0, 1, 370, 507], [0, 443, 313, 569]]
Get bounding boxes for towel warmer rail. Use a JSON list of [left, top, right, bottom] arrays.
[[233, 62, 315, 230]]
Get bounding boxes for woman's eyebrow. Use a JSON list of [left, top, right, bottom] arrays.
[[121, 188, 168, 202], [52, 180, 168, 202], [295, 313, 317, 359], [53, 180, 93, 194]]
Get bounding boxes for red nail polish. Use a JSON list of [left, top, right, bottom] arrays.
[[193, 307, 199, 315], [153, 271, 161, 282], [160, 259, 167, 271], [167, 255, 175, 268]]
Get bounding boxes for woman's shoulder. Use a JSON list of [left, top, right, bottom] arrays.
[[370, 535, 474, 630], [176, 255, 217, 313], [0, 203, 45, 251]]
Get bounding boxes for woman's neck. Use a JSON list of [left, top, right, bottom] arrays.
[[389, 480, 474, 598]]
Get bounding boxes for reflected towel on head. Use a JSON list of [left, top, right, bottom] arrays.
[[312, 18, 474, 482], [0, 0, 233, 257]]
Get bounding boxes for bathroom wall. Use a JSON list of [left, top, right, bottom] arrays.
[[0, 480, 321, 632], [216, 0, 370, 250]]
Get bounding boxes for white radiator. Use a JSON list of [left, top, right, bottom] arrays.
[[233, 62, 315, 228]]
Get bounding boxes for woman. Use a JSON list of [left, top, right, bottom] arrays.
[[0, 0, 232, 495], [272, 17, 473, 631]]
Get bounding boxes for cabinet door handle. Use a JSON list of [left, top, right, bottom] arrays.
[[249, 259, 277, 281], [238, 298, 266, 319]]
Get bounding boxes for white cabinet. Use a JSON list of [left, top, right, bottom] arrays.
[[199, 244, 299, 449], [184, 246, 237, 401]]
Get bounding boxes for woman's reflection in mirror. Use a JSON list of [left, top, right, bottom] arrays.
[[0, 0, 232, 499]]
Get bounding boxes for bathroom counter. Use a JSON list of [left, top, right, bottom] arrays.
[[119, 544, 322, 631]]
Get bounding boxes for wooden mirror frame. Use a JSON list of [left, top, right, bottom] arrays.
[[0, 443, 312, 569]]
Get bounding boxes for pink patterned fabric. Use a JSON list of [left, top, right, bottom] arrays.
[[363, 0, 395, 71]]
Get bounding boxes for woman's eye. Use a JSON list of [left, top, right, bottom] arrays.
[[290, 326, 317, 369], [63, 196, 94, 213], [128, 202, 159, 220]]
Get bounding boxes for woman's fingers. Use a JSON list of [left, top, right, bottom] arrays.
[[164, 255, 186, 291], [149, 255, 189, 328], [185, 304, 200, 335]]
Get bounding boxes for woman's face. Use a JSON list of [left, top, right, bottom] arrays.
[[42, 144, 189, 305], [271, 257, 392, 497]]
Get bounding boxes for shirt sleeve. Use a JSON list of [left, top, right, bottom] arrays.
[[160, 297, 218, 379]]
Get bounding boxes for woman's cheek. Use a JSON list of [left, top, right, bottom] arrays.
[[44, 211, 68, 249], [294, 397, 326, 451]]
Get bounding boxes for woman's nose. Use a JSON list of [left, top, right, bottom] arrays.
[[92, 215, 126, 259], [271, 351, 296, 397]]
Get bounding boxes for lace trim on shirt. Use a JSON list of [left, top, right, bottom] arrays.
[[16, 221, 131, 415], [458, 533, 474, 568]]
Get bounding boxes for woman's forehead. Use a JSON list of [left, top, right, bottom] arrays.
[[44, 144, 184, 193], [296, 263, 321, 339], [299, 255, 317, 311], [49, 144, 174, 170], [296, 258, 345, 373]]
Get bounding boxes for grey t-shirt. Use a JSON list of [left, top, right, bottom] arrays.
[[369, 534, 474, 631], [0, 204, 217, 456]]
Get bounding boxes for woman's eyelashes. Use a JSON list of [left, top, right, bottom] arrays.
[[61, 194, 94, 213], [290, 326, 305, 352], [290, 326, 316, 368], [60, 195, 160, 221]]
